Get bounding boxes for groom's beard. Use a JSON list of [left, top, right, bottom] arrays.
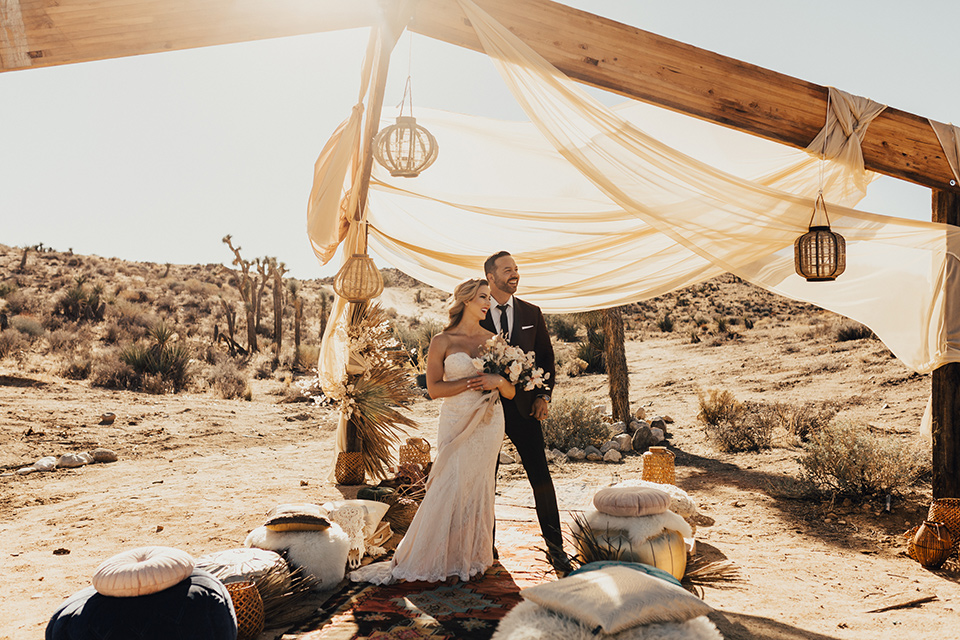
[[491, 275, 518, 296]]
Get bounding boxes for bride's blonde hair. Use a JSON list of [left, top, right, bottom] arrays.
[[445, 279, 488, 331]]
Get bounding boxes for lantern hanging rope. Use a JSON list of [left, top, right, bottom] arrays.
[[373, 74, 438, 178], [795, 90, 846, 282]]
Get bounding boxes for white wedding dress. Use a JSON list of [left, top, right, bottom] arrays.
[[349, 352, 504, 584]]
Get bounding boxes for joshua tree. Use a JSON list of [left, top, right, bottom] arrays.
[[222, 235, 259, 352], [287, 278, 304, 367], [268, 258, 288, 356]]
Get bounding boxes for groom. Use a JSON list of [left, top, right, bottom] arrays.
[[482, 251, 568, 573]]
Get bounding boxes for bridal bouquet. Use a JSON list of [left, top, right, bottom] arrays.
[[472, 335, 551, 392]]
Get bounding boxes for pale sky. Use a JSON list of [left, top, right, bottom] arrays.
[[1, 0, 957, 279]]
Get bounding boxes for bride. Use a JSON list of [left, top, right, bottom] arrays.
[[349, 278, 514, 584]]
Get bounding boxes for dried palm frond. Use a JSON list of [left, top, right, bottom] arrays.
[[259, 566, 318, 626], [351, 361, 419, 480], [681, 554, 743, 596], [346, 303, 420, 481], [566, 511, 626, 566]]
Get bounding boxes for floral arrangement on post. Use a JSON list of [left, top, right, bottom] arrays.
[[304, 303, 418, 481], [472, 334, 551, 393]]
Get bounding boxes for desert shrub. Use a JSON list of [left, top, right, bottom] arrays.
[[155, 294, 177, 314], [47, 327, 84, 353], [90, 354, 138, 389], [208, 358, 248, 399], [10, 315, 45, 339], [798, 422, 928, 497], [52, 278, 104, 322], [716, 316, 729, 334], [0, 282, 16, 297], [704, 401, 775, 452], [541, 396, 611, 451], [60, 356, 92, 380], [0, 328, 28, 359], [184, 278, 206, 295], [546, 314, 580, 342], [777, 401, 837, 442], [3, 290, 32, 315], [743, 317, 754, 329], [393, 320, 443, 360], [119, 322, 192, 392], [253, 354, 278, 380], [656, 314, 674, 332], [696, 388, 743, 426], [836, 321, 874, 342], [575, 326, 606, 374], [295, 344, 321, 370]]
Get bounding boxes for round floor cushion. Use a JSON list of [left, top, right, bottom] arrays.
[[46, 568, 237, 640], [196, 547, 290, 587], [593, 486, 671, 517], [92, 546, 196, 597]]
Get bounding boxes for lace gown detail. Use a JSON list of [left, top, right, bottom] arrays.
[[349, 352, 504, 584]]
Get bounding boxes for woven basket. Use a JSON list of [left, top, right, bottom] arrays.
[[335, 451, 365, 486], [383, 497, 419, 534], [225, 580, 264, 640], [641, 446, 675, 485], [399, 437, 431, 468], [911, 520, 953, 568], [928, 498, 960, 556]]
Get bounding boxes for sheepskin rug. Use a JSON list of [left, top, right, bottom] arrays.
[[244, 524, 350, 590], [577, 509, 693, 545], [492, 601, 722, 640]]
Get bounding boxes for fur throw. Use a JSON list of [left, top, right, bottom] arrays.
[[614, 480, 698, 519], [492, 601, 722, 640], [576, 509, 693, 545], [244, 524, 350, 590]]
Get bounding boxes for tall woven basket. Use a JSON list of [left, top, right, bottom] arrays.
[[928, 498, 960, 557], [399, 437, 431, 468], [225, 580, 265, 640], [335, 451, 365, 485], [641, 446, 676, 485]]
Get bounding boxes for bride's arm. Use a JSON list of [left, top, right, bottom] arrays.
[[425, 333, 479, 400], [478, 373, 516, 399]]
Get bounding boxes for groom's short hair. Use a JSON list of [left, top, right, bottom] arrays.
[[484, 251, 512, 277]]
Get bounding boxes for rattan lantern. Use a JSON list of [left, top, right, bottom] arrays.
[[373, 115, 438, 177], [333, 253, 384, 302], [794, 193, 846, 282]]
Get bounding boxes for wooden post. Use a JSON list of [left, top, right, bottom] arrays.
[[344, 21, 400, 454], [932, 188, 960, 499], [604, 306, 630, 423]]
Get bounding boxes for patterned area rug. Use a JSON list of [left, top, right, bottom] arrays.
[[288, 520, 548, 640]]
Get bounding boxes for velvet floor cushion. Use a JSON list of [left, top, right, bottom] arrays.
[[46, 568, 237, 640]]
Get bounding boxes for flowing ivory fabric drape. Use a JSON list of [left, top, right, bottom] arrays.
[[310, 0, 960, 397]]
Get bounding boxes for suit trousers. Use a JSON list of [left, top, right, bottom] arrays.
[[500, 397, 564, 558]]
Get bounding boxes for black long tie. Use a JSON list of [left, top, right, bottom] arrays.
[[498, 304, 510, 340]]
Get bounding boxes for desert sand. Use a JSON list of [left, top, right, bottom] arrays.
[[1, 246, 958, 639]]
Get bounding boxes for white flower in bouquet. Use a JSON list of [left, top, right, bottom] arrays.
[[475, 335, 550, 393]]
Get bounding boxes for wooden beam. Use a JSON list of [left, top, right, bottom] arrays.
[[408, 0, 958, 193], [3, 0, 957, 193], [0, 0, 380, 71], [931, 188, 960, 499]]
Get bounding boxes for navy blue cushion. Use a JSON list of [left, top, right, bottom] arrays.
[[46, 568, 237, 640], [568, 560, 683, 588]]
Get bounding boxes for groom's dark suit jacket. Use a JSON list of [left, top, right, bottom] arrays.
[[481, 297, 555, 417]]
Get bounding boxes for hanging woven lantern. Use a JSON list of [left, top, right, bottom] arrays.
[[794, 193, 846, 282], [373, 115, 438, 178], [333, 253, 384, 302]]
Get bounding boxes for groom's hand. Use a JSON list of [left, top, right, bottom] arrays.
[[531, 396, 550, 421]]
